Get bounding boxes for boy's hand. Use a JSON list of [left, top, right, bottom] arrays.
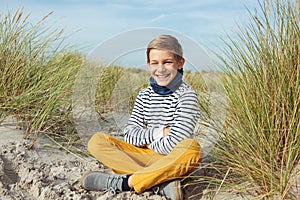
[[147, 126, 170, 148], [163, 127, 170, 137]]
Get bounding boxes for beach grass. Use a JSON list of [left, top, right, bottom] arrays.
[[206, 1, 300, 199], [0, 7, 82, 147]]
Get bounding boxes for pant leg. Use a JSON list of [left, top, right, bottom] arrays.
[[88, 133, 163, 174], [131, 139, 202, 194]]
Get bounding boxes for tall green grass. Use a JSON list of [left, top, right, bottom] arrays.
[[211, 0, 299, 199], [0, 8, 82, 147], [95, 65, 125, 114]]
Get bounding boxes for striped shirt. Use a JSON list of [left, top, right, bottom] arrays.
[[124, 82, 200, 155]]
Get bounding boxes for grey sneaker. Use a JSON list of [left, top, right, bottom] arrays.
[[80, 171, 126, 193], [153, 180, 183, 200]]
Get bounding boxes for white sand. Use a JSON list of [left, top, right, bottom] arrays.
[[2, 118, 292, 200]]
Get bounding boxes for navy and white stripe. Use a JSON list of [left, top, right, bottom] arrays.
[[124, 82, 200, 155]]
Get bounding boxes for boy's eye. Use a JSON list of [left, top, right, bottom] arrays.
[[150, 62, 158, 66], [149, 61, 174, 67], [163, 61, 174, 66]]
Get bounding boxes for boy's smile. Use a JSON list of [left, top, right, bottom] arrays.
[[147, 49, 184, 86], [155, 73, 170, 81]]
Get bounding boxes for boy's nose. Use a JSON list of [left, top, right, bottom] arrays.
[[157, 64, 166, 71]]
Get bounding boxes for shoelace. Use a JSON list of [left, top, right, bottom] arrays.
[[107, 187, 116, 195], [106, 174, 124, 191], [152, 186, 161, 195]]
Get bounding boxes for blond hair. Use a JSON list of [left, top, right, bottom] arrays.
[[146, 35, 183, 62]]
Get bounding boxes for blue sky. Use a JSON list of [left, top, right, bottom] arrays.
[[0, 0, 262, 69]]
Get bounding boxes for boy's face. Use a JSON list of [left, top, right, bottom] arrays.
[[147, 49, 184, 86]]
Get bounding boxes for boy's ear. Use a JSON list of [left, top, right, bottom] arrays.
[[178, 58, 185, 69]]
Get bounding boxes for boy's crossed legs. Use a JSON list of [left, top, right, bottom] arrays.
[[80, 133, 202, 199]]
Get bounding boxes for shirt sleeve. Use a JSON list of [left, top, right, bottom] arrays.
[[123, 91, 165, 146], [148, 91, 200, 155]]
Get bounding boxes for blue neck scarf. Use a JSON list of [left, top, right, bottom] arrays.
[[150, 69, 183, 95]]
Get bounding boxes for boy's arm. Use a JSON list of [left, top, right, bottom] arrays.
[[148, 91, 200, 155], [123, 92, 164, 146]]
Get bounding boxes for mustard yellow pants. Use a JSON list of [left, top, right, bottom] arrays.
[[88, 133, 202, 194]]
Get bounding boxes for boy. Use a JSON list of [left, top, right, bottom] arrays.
[[80, 35, 202, 200]]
